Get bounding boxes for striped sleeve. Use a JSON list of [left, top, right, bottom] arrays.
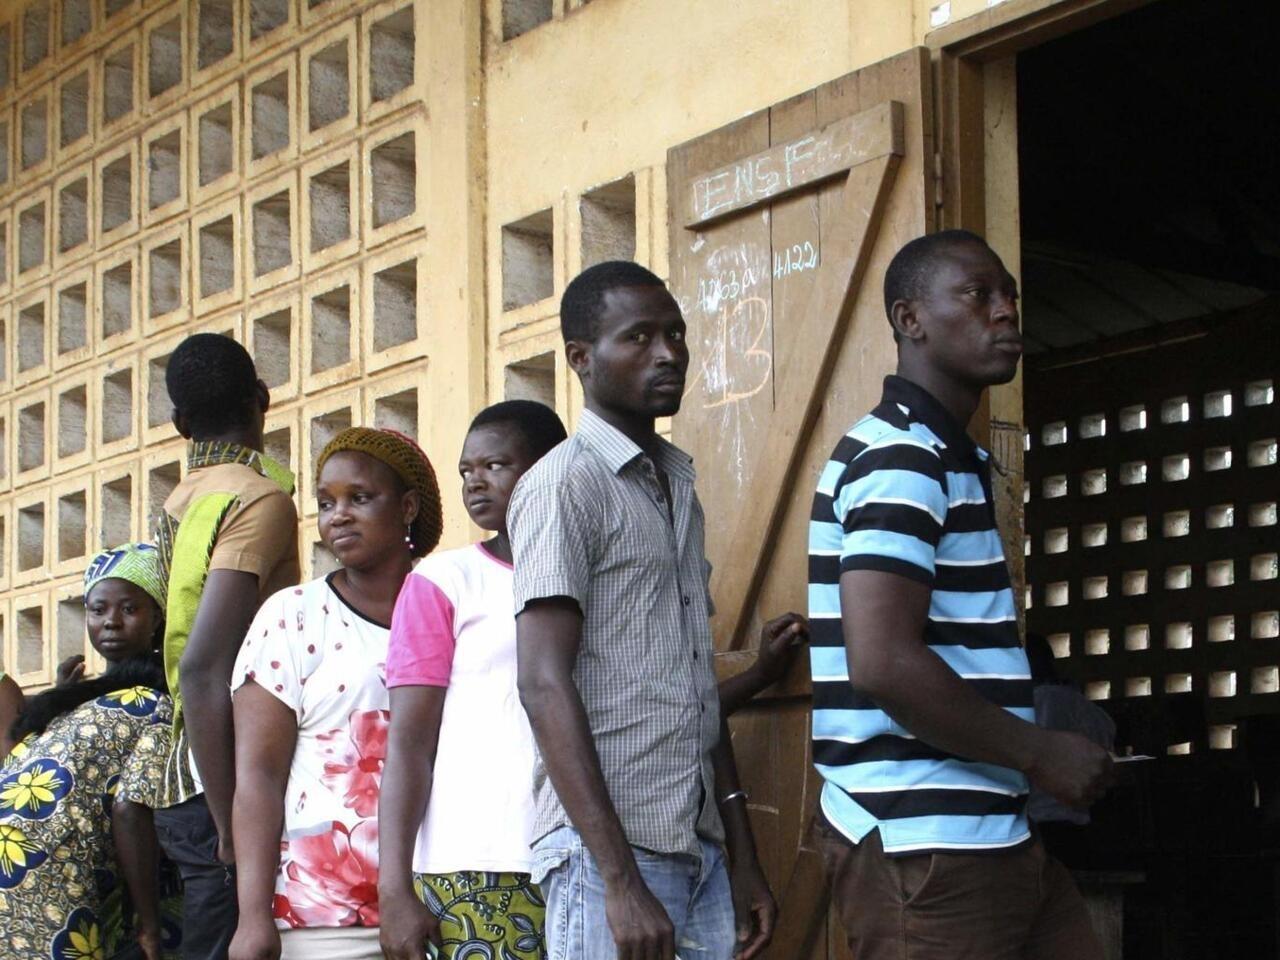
[[836, 440, 948, 585]]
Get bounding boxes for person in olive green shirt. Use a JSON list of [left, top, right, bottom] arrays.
[[154, 334, 300, 960]]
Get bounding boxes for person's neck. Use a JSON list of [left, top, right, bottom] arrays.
[[193, 427, 263, 453], [894, 362, 983, 431], [336, 554, 413, 611], [585, 399, 660, 456], [481, 531, 512, 564]]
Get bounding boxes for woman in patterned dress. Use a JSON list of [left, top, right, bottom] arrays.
[[228, 428, 442, 960], [0, 543, 175, 960]]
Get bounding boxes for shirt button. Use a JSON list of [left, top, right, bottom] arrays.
[[692, 649, 698, 660], [682, 595, 690, 606]]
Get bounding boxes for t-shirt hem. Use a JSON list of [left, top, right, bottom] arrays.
[[230, 672, 301, 718], [839, 554, 935, 586], [274, 920, 381, 932], [208, 550, 272, 581], [514, 575, 587, 613], [412, 857, 535, 875], [820, 792, 1033, 856], [385, 676, 450, 689], [880, 831, 1034, 856]]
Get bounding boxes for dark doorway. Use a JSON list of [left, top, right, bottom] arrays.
[[1018, 1, 1280, 956]]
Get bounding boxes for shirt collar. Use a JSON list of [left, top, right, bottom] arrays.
[[186, 440, 296, 495], [880, 375, 985, 460], [577, 408, 696, 482]]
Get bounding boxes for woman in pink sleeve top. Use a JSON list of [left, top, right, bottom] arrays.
[[379, 401, 566, 960]]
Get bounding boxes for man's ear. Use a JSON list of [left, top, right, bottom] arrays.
[[890, 299, 925, 344], [565, 339, 591, 380], [255, 379, 271, 416], [171, 408, 192, 440]]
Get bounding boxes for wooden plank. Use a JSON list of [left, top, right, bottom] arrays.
[[666, 49, 936, 958], [680, 102, 902, 229], [667, 109, 772, 641], [712, 143, 903, 649], [765, 847, 831, 958]]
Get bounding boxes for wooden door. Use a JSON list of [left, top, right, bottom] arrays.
[[667, 48, 935, 957]]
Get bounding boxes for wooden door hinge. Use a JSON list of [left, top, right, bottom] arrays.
[[933, 151, 944, 210]]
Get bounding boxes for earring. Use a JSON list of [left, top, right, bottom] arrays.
[[405, 524, 414, 552]]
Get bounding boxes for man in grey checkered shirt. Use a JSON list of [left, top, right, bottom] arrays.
[[512, 261, 800, 960]]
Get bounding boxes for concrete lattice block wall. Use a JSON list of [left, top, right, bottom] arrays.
[[0, 0, 449, 688], [53, 266, 93, 371], [53, 368, 90, 473], [143, 110, 189, 226]]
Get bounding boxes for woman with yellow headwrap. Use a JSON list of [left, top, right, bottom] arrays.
[[1, 543, 177, 960], [229, 428, 443, 960]]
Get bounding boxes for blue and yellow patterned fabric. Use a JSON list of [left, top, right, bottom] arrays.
[[0, 686, 178, 959]]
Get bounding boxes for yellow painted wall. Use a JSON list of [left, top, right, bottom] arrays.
[[0, 0, 485, 688], [0, 0, 1011, 688]]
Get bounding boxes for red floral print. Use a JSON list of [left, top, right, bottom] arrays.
[[319, 709, 389, 817], [274, 820, 380, 927]]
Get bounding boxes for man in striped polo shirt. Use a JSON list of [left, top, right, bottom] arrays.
[[809, 231, 1113, 958]]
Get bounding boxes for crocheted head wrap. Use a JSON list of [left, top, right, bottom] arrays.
[[316, 427, 443, 558], [84, 542, 168, 613]]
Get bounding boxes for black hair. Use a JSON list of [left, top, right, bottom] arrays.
[[165, 333, 260, 437], [560, 260, 667, 343], [9, 655, 167, 743], [468, 400, 568, 462], [882, 229, 990, 336]]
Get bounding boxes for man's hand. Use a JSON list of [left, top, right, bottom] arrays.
[[728, 857, 776, 959], [1027, 730, 1115, 809], [379, 888, 443, 960], [228, 914, 280, 960], [604, 871, 675, 960], [754, 614, 808, 686], [55, 654, 86, 686], [217, 834, 235, 866]]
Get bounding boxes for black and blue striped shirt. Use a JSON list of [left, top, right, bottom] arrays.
[[808, 375, 1032, 853]]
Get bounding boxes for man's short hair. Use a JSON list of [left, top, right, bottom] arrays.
[[560, 261, 667, 343], [165, 333, 260, 436], [468, 400, 567, 461], [882, 229, 989, 325]]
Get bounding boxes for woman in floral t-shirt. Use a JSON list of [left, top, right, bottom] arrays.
[[229, 428, 442, 960]]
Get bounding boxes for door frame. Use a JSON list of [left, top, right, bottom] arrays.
[[924, 0, 1157, 603]]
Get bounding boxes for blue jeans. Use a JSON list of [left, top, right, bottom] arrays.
[[532, 826, 736, 960]]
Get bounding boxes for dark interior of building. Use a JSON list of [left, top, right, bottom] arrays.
[[1018, 0, 1280, 955]]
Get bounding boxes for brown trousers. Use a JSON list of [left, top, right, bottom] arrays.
[[816, 820, 1103, 960]]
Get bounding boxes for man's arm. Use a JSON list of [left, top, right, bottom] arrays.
[[717, 614, 807, 718], [180, 567, 261, 860], [227, 682, 297, 960], [710, 723, 775, 959], [516, 598, 675, 960], [112, 801, 165, 960], [841, 571, 1112, 806], [378, 686, 446, 960]]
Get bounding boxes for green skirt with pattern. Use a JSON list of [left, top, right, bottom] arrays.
[[413, 871, 546, 959]]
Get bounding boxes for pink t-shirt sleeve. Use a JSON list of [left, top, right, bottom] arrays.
[[387, 572, 457, 688]]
